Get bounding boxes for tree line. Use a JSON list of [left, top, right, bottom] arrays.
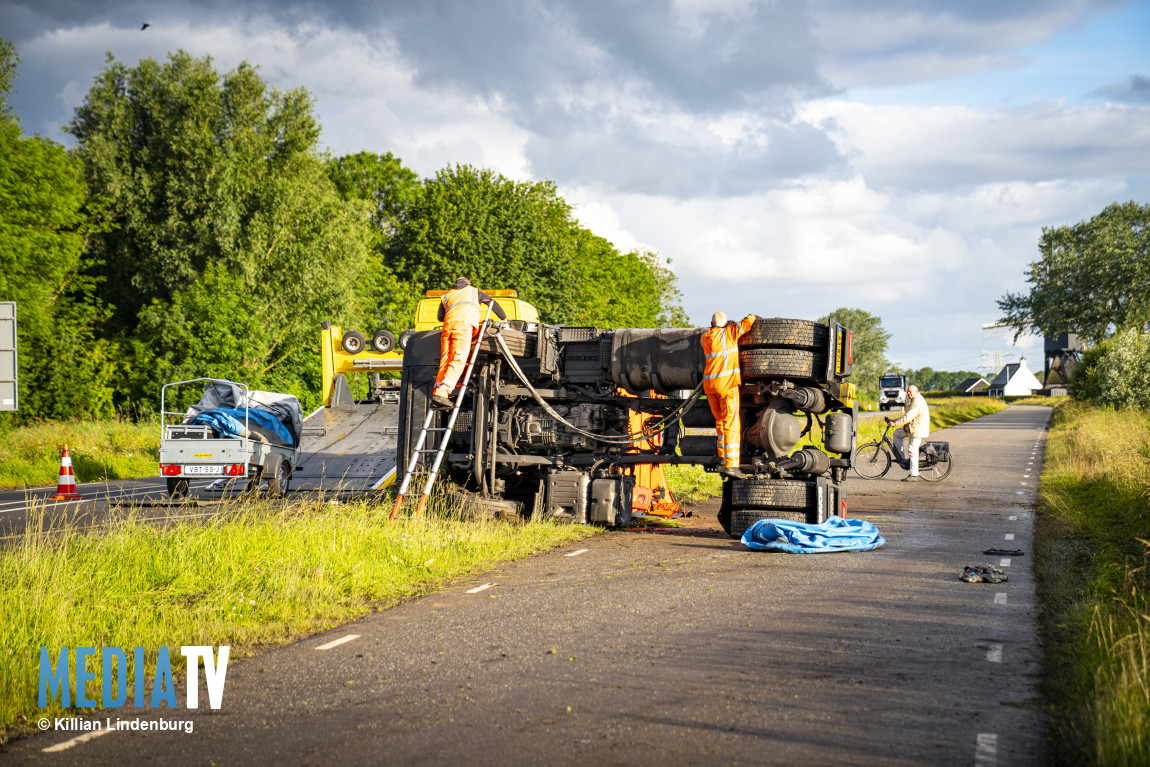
[[999, 201, 1150, 408], [0, 43, 688, 421]]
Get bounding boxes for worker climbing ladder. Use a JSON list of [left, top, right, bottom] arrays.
[[390, 304, 495, 521]]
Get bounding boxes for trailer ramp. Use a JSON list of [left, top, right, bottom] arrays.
[[290, 397, 399, 492]]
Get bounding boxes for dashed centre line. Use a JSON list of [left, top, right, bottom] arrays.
[[1005, 533, 1015, 541], [1000, 558, 1012, 568], [975, 733, 998, 766], [986, 644, 1003, 663], [565, 549, 589, 557], [994, 593, 1008, 605], [1009, 515, 1018, 521], [316, 634, 360, 651], [466, 583, 493, 594], [42, 729, 114, 753]]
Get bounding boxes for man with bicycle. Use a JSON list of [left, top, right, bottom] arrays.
[[886, 384, 930, 482]]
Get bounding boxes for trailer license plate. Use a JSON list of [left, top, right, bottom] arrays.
[[184, 465, 222, 475]]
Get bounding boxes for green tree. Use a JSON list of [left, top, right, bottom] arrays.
[[818, 307, 890, 397], [0, 38, 115, 421], [997, 201, 1150, 344], [384, 164, 687, 328], [67, 51, 373, 407]]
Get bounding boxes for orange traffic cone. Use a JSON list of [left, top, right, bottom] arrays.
[[50, 444, 83, 501]]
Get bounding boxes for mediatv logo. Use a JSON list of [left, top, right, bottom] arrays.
[[38, 646, 230, 710]]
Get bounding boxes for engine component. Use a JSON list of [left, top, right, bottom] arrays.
[[747, 403, 802, 458], [588, 477, 634, 527], [824, 412, 854, 455], [770, 447, 831, 476], [508, 403, 628, 451], [546, 470, 590, 523], [779, 386, 830, 414]]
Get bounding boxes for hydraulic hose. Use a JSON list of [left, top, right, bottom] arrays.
[[492, 330, 704, 446]]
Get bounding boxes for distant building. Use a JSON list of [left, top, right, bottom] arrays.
[[955, 376, 990, 394], [988, 357, 1043, 397]]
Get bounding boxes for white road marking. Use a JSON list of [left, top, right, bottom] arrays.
[[1023, 474, 1030, 478], [994, 593, 1008, 605], [1009, 515, 1018, 520], [466, 583, 493, 594], [1005, 533, 1015, 540], [1020, 482, 1027, 486], [42, 728, 114, 752], [975, 733, 998, 766], [315, 634, 360, 650], [986, 644, 1003, 663], [565, 548, 589, 557], [1016, 491, 1025, 495], [1000, 558, 1012, 567]]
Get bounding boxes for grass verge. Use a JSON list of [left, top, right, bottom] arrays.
[[0, 495, 597, 742], [1034, 400, 1150, 766], [0, 419, 158, 490]]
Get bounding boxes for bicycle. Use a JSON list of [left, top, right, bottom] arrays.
[[853, 422, 954, 481]]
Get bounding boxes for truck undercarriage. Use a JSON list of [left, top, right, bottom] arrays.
[[398, 317, 858, 537]]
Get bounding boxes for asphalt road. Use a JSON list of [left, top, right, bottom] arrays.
[[6, 405, 1050, 766], [0, 477, 246, 542]]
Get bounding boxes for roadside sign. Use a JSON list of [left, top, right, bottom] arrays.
[[0, 302, 16, 411]]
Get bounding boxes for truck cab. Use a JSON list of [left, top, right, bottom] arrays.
[[878, 373, 908, 411]]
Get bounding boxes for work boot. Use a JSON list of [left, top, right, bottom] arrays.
[[902, 474, 921, 482], [718, 467, 747, 480], [430, 394, 454, 410]]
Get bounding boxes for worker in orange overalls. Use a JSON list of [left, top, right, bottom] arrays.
[[701, 311, 757, 479], [430, 277, 507, 410]]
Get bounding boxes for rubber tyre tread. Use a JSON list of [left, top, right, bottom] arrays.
[[739, 348, 827, 379], [854, 442, 892, 479], [167, 477, 189, 498], [739, 318, 829, 350], [372, 329, 397, 353], [731, 508, 819, 538], [729, 478, 812, 509], [342, 330, 366, 354], [921, 454, 954, 482], [266, 458, 289, 497]]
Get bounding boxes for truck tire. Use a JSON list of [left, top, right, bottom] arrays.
[[739, 318, 828, 350], [266, 458, 290, 497], [342, 331, 367, 354], [739, 348, 827, 379], [167, 477, 189, 499], [398, 329, 415, 350], [729, 478, 812, 509], [371, 329, 397, 353], [731, 508, 825, 538]]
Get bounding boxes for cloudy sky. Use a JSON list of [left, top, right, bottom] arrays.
[[4, 0, 1149, 375]]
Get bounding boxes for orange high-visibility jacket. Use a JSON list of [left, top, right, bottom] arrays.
[[441, 286, 481, 328], [701, 315, 756, 395]]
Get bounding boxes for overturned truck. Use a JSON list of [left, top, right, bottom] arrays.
[[398, 317, 858, 537]]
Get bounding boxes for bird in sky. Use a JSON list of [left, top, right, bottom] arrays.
[[141, 23, 150, 30]]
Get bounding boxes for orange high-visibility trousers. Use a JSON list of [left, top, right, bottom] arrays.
[[705, 384, 741, 468], [432, 322, 476, 400]]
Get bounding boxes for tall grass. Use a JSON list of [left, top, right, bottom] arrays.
[[1034, 401, 1150, 765], [0, 418, 158, 490], [0, 495, 596, 741]]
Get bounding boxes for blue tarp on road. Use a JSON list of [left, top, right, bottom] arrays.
[[740, 515, 885, 554], [190, 407, 295, 445]]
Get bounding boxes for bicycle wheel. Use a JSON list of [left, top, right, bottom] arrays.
[[854, 442, 892, 479], [920, 453, 954, 482]]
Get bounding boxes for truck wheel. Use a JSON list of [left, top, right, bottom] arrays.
[[372, 329, 396, 353], [398, 329, 414, 350], [729, 478, 812, 509], [739, 318, 829, 350], [167, 477, 189, 499], [731, 508, 825, 538], [266, 458, 290, 497], [341, 331, 367, 354], [739, 348, 827, 379]]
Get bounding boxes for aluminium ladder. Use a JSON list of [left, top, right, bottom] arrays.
[[390, 304, 495, 520]]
